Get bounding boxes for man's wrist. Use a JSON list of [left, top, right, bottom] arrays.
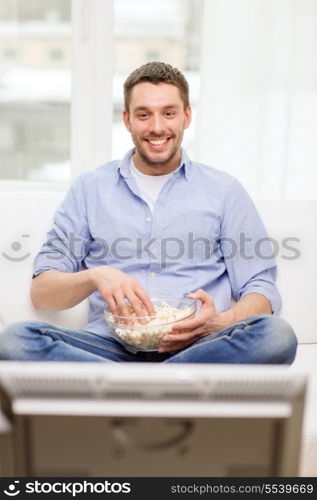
[[211, 309, 236, 332], [85, 268, 99, 290]]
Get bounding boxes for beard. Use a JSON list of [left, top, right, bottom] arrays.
[[132, 131, 184, 169], [138, 142, 179, 167]]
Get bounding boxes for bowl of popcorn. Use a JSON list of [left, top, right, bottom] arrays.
[[104, 295, 197, 353]]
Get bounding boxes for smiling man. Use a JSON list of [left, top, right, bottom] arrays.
[[123, 79, 191, 175], [0, 62, 297, 364]]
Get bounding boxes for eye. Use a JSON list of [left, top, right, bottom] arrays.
[[137, 112, 148, 119], [165, 110, 176, 118]]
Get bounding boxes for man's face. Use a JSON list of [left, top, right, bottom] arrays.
[[123, 82, 191, 174]]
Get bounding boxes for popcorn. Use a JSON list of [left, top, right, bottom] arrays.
[[107, 301, 193, 350]]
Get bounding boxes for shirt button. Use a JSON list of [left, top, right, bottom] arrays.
[[150, 272, 156, 278], [146, 217, 151, 222]]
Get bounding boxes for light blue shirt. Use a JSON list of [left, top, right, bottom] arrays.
[[33, 148, 281, 336]]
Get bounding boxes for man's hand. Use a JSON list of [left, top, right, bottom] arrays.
[[158, 289, 225, 353], [91, 266, 155, 317], [158, 289, 273, 353]]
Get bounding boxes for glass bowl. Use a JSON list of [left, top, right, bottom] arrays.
[[104, 296, 197, 353]]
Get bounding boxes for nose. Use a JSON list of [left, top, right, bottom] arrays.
[[148, 114, 166, 136]]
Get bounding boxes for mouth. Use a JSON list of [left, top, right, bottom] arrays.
[[145, 137, 172, 151]]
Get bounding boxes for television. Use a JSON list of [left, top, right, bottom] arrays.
[[0, 362, 307, 477]]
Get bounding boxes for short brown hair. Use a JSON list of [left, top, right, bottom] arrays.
[[123, 61, 189, 112]]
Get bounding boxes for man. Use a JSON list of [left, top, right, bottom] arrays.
[[0, 62, 297, 363]]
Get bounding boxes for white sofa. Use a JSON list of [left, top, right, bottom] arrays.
[[0, 188, 316, 476]]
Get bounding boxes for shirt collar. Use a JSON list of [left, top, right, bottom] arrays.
[[117, 148, 192, 182]]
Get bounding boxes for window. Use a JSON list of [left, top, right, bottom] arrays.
[[146, 50, 160, 61], [48, 47, 64, 61], [0, 0, 71, 182], [0, 0, 201, 183], [3, 47, 18, 60]]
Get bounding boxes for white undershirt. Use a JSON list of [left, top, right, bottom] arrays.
[[130, 158, 172, 213]]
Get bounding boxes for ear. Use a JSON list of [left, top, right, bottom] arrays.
[[123, 110, 132, 132], [184, 105, 192, 129]]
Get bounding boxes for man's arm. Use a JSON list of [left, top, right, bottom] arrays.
[[31, 269, 96, 310], [31, 267, 155, 317], [217, 292, 272, 328], [31, 174, 155, 317], [158, 290, 272, 353]]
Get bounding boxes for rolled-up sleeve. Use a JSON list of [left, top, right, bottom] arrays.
[[220, 180, 282, 314], [33, 175, 91, 277]]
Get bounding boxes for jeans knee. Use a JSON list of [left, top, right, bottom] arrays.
[[0, 321, 41, 360], [262, 315, 298, 364]]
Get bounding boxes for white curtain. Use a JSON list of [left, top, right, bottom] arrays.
[[196, 0, 317, 200]]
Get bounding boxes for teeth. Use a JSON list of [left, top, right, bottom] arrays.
[[149, 139, 168, 145]]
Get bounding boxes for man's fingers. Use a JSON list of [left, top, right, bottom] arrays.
[[113, 291, 132, 319], [188, 288, 209, 300], [136, 287, 155, 316], [171, 290, 216, 332], [188, 289, 214, 306], [163, 330, 201, 343], [172, 317, 203, 331], [105, 285, 154, 324], [172, 309, 212, 331], [104, 295, 120, 316], [125, 294, 146, 317], [158, 339, 195, 353], [124, 291, 151, 324]]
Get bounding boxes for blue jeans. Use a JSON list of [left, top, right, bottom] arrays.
[[0, 315, 297, 364]]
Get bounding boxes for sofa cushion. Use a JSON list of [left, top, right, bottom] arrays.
[[0, 189, 88, 329], [256, 200, 317, 344]]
